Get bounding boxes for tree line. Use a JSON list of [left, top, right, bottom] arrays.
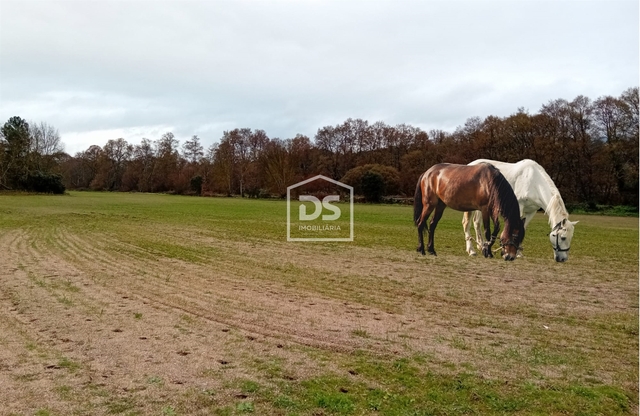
[[1, 87, 638, 206], [0, 116, 66, 193]]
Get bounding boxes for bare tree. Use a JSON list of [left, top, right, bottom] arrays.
[[213, 134, 236, 195], [30, 121, 63, 155], [261, 139, 294, 197], [182, 135, 204, 164], [154, 132, 180, 191], [28, 121, 64, 172], [92, 138, 132, 190]]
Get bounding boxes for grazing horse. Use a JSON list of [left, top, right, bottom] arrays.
[[462, 159, 578, 262], [414, 163, 525, 261]]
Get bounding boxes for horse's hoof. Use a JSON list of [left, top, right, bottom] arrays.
[[416, 246, 426, 255], [428, 250, 437, 256], [468, 250, 477, 256]]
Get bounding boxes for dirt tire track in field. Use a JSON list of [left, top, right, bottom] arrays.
[[0, 231, 260, 414], [0, 230, 99, 414], [0, 228, 427, 414], [51, 229, 415, 354]]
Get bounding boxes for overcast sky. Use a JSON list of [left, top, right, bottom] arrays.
[[1, 0, 638, 155]]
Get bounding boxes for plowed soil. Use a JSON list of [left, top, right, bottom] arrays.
[[0, 196, 637, 415]]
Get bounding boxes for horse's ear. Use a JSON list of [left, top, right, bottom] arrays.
[[571, 220, 579, 225]]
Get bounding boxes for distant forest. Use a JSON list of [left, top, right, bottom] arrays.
[[1, 87, 638, 207]]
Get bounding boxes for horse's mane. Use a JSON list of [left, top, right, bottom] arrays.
[[530, 162, 570, 226], [485, 164, 521, 227], [545, 194, 569, 225]]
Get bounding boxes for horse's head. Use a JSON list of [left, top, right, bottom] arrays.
[[549, 219, 578, 262], [500, 218, 525, 261]]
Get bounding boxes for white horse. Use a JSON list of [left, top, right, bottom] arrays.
[[462, 159, 578, 262]]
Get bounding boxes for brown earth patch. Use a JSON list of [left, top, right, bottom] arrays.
[[0, 223, 637, 414]]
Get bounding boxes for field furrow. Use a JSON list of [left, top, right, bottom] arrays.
[[0, 193, 636, 415]]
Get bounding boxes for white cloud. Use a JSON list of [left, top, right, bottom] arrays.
[[1, 0, 637, 153]]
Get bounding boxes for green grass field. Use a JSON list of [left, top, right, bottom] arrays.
[[0, 191, 637, 415]]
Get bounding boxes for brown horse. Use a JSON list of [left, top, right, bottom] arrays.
[[414, 163, 525, 261]]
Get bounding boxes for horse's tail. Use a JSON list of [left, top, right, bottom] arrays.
[[413, 173, 424, 226]]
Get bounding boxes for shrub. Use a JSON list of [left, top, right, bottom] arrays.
[[21, 171, 66, 194], [340, 164, 400, 198], [361, 171, 385, 202], [190, 175, 203, 195]]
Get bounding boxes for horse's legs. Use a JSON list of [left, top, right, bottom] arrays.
[[416, 203, 436, 255], [522, 210, 536, 228], [416, 220, 426, 255], [427, 201, 446, 255], [515, 210, 535, 257], [481, 211, 499, 258], [486, 213, 501, 258], [472, 210, 484, 253], [462, 211, 477, 256]]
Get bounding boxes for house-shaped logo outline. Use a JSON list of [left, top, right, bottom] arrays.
[[286, 175, 354, 242]]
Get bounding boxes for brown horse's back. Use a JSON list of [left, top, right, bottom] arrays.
[[421, 163, 493, 212]]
